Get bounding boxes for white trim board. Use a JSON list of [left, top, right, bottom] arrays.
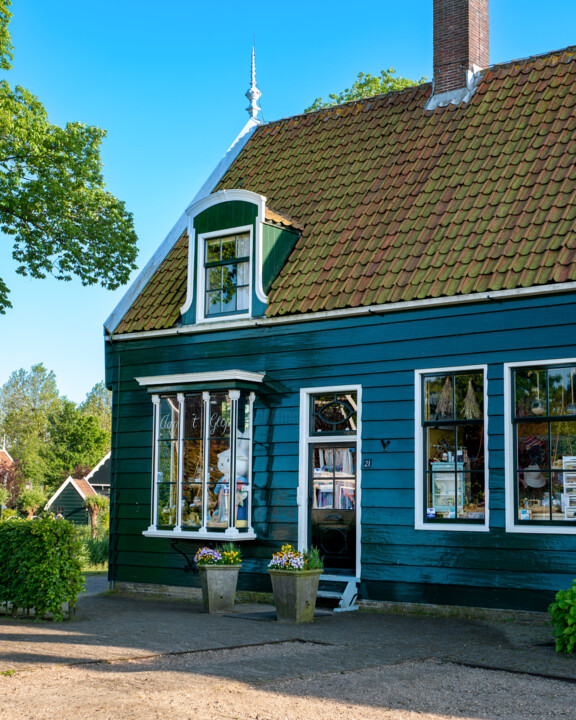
[[104, 118, 261, 334], [136, 370, 265, 387], [504, 357, 576, 535], [106, 280, 576, 342], [414, 365, 490, 533]]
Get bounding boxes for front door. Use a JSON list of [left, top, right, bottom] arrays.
[[309, 443, 356, 573]]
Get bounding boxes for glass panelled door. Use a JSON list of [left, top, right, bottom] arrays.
[[310, 443, 356, 572]]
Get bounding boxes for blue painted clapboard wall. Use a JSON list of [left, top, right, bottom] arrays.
[[105, 290, 576, 611]]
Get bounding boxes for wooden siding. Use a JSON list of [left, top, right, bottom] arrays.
[[106, 291, 576, 611]]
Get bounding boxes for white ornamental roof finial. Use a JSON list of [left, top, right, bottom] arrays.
[[245, 46, 262, 120]]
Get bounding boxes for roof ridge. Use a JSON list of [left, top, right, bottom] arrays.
[[482, 44, 576, 77], [259, 82, 432, 127]]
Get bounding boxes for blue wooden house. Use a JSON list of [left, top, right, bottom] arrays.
[[104, 0, 576, 611]]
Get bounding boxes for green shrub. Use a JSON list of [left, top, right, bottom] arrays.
[[0, 516, 85, 620], [84, 535, 109, 566], [549, 580, 576, 654]]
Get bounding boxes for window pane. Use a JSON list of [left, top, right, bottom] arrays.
[[455, 372, 483, 420], [183, 394, 203, 439], [235, 394, 251, 528], [313, 393, 357, 434], [236, 233, 250, 257], [425, 375, 453, 421], [205, 290, 221, 315], [158, 397, 179, 441], [206, 393, 231, 530], [221, 237, 236, 260], [517, 422, 549, 475], [221, 265, 238, 312], [515, 368, 547, 418], [549, 366, 576, 417], [206, 238, 220, 263], [237, 260, 250, 286], [181, 481, 202, 528], [207, 267, 221, 291], [426, 427, 456, 465], [236, 286, 249, 311], [156, 482, 177, 527]]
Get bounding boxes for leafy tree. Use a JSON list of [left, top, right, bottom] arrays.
[[84, 494, 109, 539], [0, 0, 138, 314], [18, 486, 46, 519], [305, 68, 427, 112], [0, 363, 60, 483], [0, 485, 10, 517], [79, 381, 112, 437], [43, 400, 108, 490]]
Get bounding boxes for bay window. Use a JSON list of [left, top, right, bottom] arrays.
[[147, 388, 255, 539]]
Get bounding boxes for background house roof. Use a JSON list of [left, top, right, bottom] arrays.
[[113, 46, 576, 333]]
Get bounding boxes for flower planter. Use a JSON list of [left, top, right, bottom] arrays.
[[199, 564, 241, 613], [268, 569, 323, 623]]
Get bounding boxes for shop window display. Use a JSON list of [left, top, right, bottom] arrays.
[[151, 389, 254, 536], [513, 364, 576, 524], [421, 370, 486, 523]]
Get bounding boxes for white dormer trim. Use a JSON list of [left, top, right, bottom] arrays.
[[104, 118, 262, 335], [180, 189, 267, 318]]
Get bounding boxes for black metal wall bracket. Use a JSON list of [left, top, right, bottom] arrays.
[[170, 539, 198, 574]]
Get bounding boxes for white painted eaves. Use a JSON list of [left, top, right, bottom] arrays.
[[104, 117, 262, 334]]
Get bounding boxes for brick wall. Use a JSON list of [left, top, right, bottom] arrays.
[[433, 0, 489, 94]]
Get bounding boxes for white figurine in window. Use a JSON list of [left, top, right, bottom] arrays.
[[209, 437, 249, 527]]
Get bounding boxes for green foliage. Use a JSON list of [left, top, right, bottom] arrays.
[[17, 486, 46, 519], [0, 0, 137, 314], [0, 485, 10, 509], [0, 507, 16, 520], [79, 381, 112, 437], [0, 516, 85, 620], [0, 364, 60, 483], [83, 493, 109, 538], [305, 68, 428, 112], [304, 546, 324, 570], [43, 400, 109, 490], [76, 524, 109, 567], [549, 580, 576, 654]]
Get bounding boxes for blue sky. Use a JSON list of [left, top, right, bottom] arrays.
[[1, 0, 576, 402]]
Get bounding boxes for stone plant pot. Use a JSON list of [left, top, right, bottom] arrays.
[[268, 569, 323, 623], [198, 564, 241, 613]]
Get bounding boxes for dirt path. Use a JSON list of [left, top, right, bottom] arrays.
[[1, 643, 574, 720]]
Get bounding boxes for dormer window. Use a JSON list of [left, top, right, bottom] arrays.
[[204, 232, 250, 317], [180, 189, 301, 326]]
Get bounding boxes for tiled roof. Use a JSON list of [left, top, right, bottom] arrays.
[[116, 232, 189, 334], [265, 206, 303, 230], [74, 479, 97, 498], [114, 47, 576, 332]]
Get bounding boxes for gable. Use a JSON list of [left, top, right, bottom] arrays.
[[110, 46, 576, 334]]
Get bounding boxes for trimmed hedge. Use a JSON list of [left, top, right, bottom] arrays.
[[0, 516, 85, 620]]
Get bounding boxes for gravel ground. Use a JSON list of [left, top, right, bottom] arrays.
[[1, 641, 574, 720]]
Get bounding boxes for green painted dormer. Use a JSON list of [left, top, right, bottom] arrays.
[[180, 189, 300, 325]]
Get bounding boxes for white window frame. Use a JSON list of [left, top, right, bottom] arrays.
[[298, 385, 362, 580], [415, 365, 490, 532], [505, 357, 576, 535], [196, 225, 253, 323], [144, 388, 257, 541]]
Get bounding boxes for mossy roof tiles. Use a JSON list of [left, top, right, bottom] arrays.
[[115, 46, 576, 332]]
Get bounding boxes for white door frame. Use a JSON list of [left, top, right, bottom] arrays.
[[298, 385, 362, 580]]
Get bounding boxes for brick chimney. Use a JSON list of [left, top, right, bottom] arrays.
[[427, 0, 489, 109]]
